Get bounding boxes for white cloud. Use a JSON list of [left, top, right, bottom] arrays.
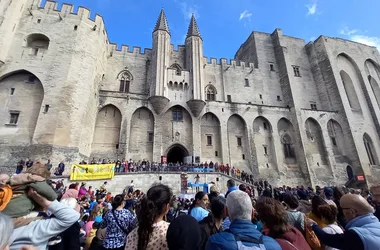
[[180, 2, 199, 20], [306, 1, 318, 16], [339, 27, 380, 49], [340, 27, 358, 36], [310, 36, 316, 41], [239, 10, 252, 20], [351, 35, 380, 49]]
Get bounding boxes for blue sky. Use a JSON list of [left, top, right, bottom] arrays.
[[41, 0, 379, 59]]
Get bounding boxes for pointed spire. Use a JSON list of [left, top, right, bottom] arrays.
[[154, 9, 170, 33], [186, 14, 201, 39]]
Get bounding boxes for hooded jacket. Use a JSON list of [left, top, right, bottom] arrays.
[[206, 220, 281, 250]]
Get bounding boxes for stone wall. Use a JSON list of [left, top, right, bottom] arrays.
[[50, 172, 250, 196]]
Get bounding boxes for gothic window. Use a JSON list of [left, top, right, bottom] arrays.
[[172, 107, 183, 121], [170, 64, 182, 76], [282, 134, 295, 158], [118, 70, 133, 93], [205, 85, 216, 101], [363, 133, 378, 165], [292, 66, 301, 77]]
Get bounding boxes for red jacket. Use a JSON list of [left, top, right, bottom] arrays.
[[263, 226, 311, 250]]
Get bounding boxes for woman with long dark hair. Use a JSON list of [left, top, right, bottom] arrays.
[[189, 191, 209, 222], [256, 197, 311, 250], [100, 194, 136, 250], [332, 186, 347, 227], [308, 195, 328, 228], [125, 184, 172, 250]]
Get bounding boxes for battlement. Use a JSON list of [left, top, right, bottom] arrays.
[[35, 1, 106, 28], [203, 57, 255, 69], [170, 44, 186, 53], [107, 43, 152, 57]]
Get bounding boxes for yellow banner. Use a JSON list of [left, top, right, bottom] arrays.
[[70, 164, 115, 181]]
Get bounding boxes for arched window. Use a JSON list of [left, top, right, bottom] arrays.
[[282, 134, 295, 158], [363, 133, 379, 165], [170, 64, 182, 76], [205, 85, 216, 101], [26, 33, 50, 55], [118, 70, 133, 93], [340, 70, 361, 110]]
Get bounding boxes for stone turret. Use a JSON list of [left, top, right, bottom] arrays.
[[186, 14, 201, 38], [185, 14, 205, 117], [154, 9, 170, 33], [0, 0, 33, 65], [149, 9, 171, 115]]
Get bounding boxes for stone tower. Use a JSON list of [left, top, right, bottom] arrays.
[[149, 9, 171, 115], [0, 0, 38, 65], [185, 15, 206, 117]]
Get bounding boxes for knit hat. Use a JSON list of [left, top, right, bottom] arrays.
[[167, 215, 201, 250]]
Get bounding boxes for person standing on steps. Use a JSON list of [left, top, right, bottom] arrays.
[[195, 174, 200, 192]]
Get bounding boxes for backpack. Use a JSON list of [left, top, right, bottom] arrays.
[[303, 214, 322, 250], [226, 229, 267, 250]]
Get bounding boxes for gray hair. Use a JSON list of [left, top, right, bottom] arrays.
[[226, 190, 252, 221], [0, 212, 14, 249]]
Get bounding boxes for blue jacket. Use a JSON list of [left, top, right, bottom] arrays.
[[347, 213, 380, 250], [206, 220, 281, 250], [225, 186, 238, 198]]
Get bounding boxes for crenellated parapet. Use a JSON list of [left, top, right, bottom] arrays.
[[203, 56, 256, 70], [34, 1, 106, 29], [107, 44, 152, 57], [170, 44, 186, 53]]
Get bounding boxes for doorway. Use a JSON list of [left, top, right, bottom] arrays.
[[167, 144, 189, 163], [346, 165, 354, 180]]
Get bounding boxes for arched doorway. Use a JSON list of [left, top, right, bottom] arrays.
[[346, 165, 354, 180], [0, 70, 44, 145], [166, 144, 189, 164]]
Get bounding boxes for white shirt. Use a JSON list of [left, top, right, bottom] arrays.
[[322, 224, 344, 250]]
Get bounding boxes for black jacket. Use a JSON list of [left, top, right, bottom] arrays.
[[312, 224, 364, 250], [49, 222, 81, 250], [199, 214, 221, 250], [374, 206, 380, 221]]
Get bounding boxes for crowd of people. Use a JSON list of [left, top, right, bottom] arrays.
[[15, 158, 256, 186], [1, 160, 380, 250]]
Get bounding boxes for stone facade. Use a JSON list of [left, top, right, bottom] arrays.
[[51, 172, 248, 196], [1, 0, 380, 187]]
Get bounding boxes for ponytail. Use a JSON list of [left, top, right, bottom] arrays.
[[188, 199, 197, 215], [189, 191, 206, 215], [137, 197, 157, 250], [137, 184, 172, 250]]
